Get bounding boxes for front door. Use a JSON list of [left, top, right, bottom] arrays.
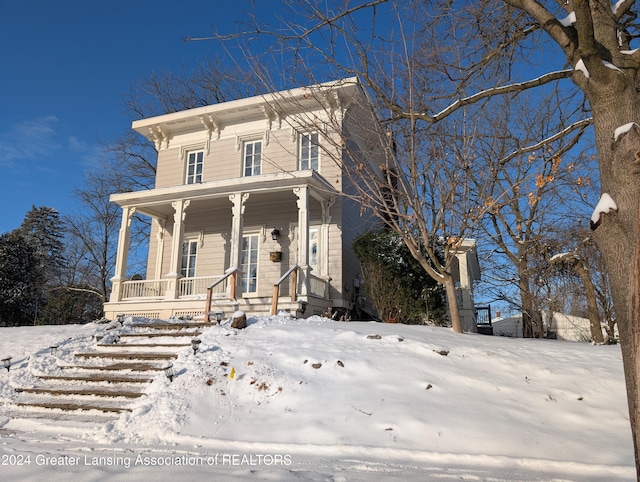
[[241, 234, 259, 294]]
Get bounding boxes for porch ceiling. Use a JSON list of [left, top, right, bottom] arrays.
[[110, 170, 338, 219]]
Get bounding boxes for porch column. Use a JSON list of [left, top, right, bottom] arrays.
[[110, 206, 136, 302], [165, 199, 190, 299], [320, 198, 336, 277], [294, 186, 310, 295], [229, 193, 250, 293], [153, 217, 166, 280]]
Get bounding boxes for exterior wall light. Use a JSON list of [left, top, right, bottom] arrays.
[[271, 228, 280, 241]]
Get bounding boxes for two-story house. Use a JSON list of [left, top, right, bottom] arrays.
[[103, 78, 382, 321]]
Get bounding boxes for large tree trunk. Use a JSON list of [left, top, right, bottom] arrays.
[[587, 74, 640, 476], [573, 260, 605, 344], [443, 275, 463, 333], [518, 273, 537, 338]]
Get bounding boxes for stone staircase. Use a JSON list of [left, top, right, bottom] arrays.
[[8, 321, 208, 421]]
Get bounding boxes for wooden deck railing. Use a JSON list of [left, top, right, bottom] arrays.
[[179, 275, 225, 298], [270, 265, 299, 316], [308, 273, 329, 298], [203, 268, 239, 323], [122, 279, 168, 300]]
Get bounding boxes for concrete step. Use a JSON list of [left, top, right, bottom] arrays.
[[128, 322, 210, 329], [75, 352, 178, 360], [97, 342, 191, 348], [2, 408, 119, 425], [38, 374, 154, 383], [59, 362, 164, 371], [14, 387, 145, 398], [15, 401, 132, 413], [10, 319, 198, 426], [119, 331, 203, 337], [95, 331, 203, 341]]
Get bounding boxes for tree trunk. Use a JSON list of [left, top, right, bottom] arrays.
[[518, 275, 536, 338], [587, 76, 640, 476], [573, 260, 605, 344], [443, 275, 463, 333]]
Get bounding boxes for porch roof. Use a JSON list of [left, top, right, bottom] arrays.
[[110, 170, 338, 219]]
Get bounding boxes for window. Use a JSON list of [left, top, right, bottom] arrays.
[[243, 140, 262, 176], [299, 132, 319, 171], [309, 228, 319, 272], [181, 240, 198, 278], [186, 150, 204, 184], [241, 234, 259, 293]]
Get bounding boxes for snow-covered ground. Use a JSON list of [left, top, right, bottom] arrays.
[[0, 315, 635, 481]]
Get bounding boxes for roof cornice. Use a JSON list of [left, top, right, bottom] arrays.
[[132, 77, 362, 148]]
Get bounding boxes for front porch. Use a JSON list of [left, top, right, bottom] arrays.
[[104, 171, 340, 321], [103, 268, 332, 321]]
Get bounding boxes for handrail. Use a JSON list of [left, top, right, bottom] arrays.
[[270, 265, 299, 315], [204, 267, 239, 322]]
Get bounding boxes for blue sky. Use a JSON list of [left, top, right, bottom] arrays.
[[0, 0, 267, 234]]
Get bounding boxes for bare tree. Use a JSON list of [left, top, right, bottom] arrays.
[[550, 235, 606, 343], [65, 165, 122, 303], [202, 0, 640, 469]]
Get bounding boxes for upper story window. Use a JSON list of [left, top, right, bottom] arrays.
[[186, 150, 204, 184], [299, 132, 319, 171], [243, 140, 262, 177]]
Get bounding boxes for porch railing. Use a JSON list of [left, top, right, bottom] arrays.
[[179, 275, 229, 298], [204, 268, 239, 322], [270, 265, 299, 315], [309, 274, 329, 298], [122, 279, 168, 300]]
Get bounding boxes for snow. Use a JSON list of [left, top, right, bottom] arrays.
[[603, 60, 622, 72], [573, 58, 622, 78], [559, 11, 576, 27], [614, 122, 638, 141], [591, 192, 618, 224], [549, 251, 572, 262], [574, 59, 590, 78], [613, 0, 626, 15], [0, 316, 635, 481]]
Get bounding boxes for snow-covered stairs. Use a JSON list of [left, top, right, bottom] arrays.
[[8, 321, 208, 421]]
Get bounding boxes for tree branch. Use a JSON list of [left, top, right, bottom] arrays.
[[395, 69, 574, 123]]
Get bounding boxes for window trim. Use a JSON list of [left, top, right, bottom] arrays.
[[180, 238, 198, 279], [299, 131, 320, 171], [241, 233, 260, 295], [243, 139, 263, 177], [184, 149, 205, 185]]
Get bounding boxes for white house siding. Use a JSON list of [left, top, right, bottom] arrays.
[[492, 316, 523, 338], [106, 79, 388, 319], [241, 195, 299, 297], [491, 313, 602, 342], [205, 137, 240, 180], [155, 146, 183, 188]]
